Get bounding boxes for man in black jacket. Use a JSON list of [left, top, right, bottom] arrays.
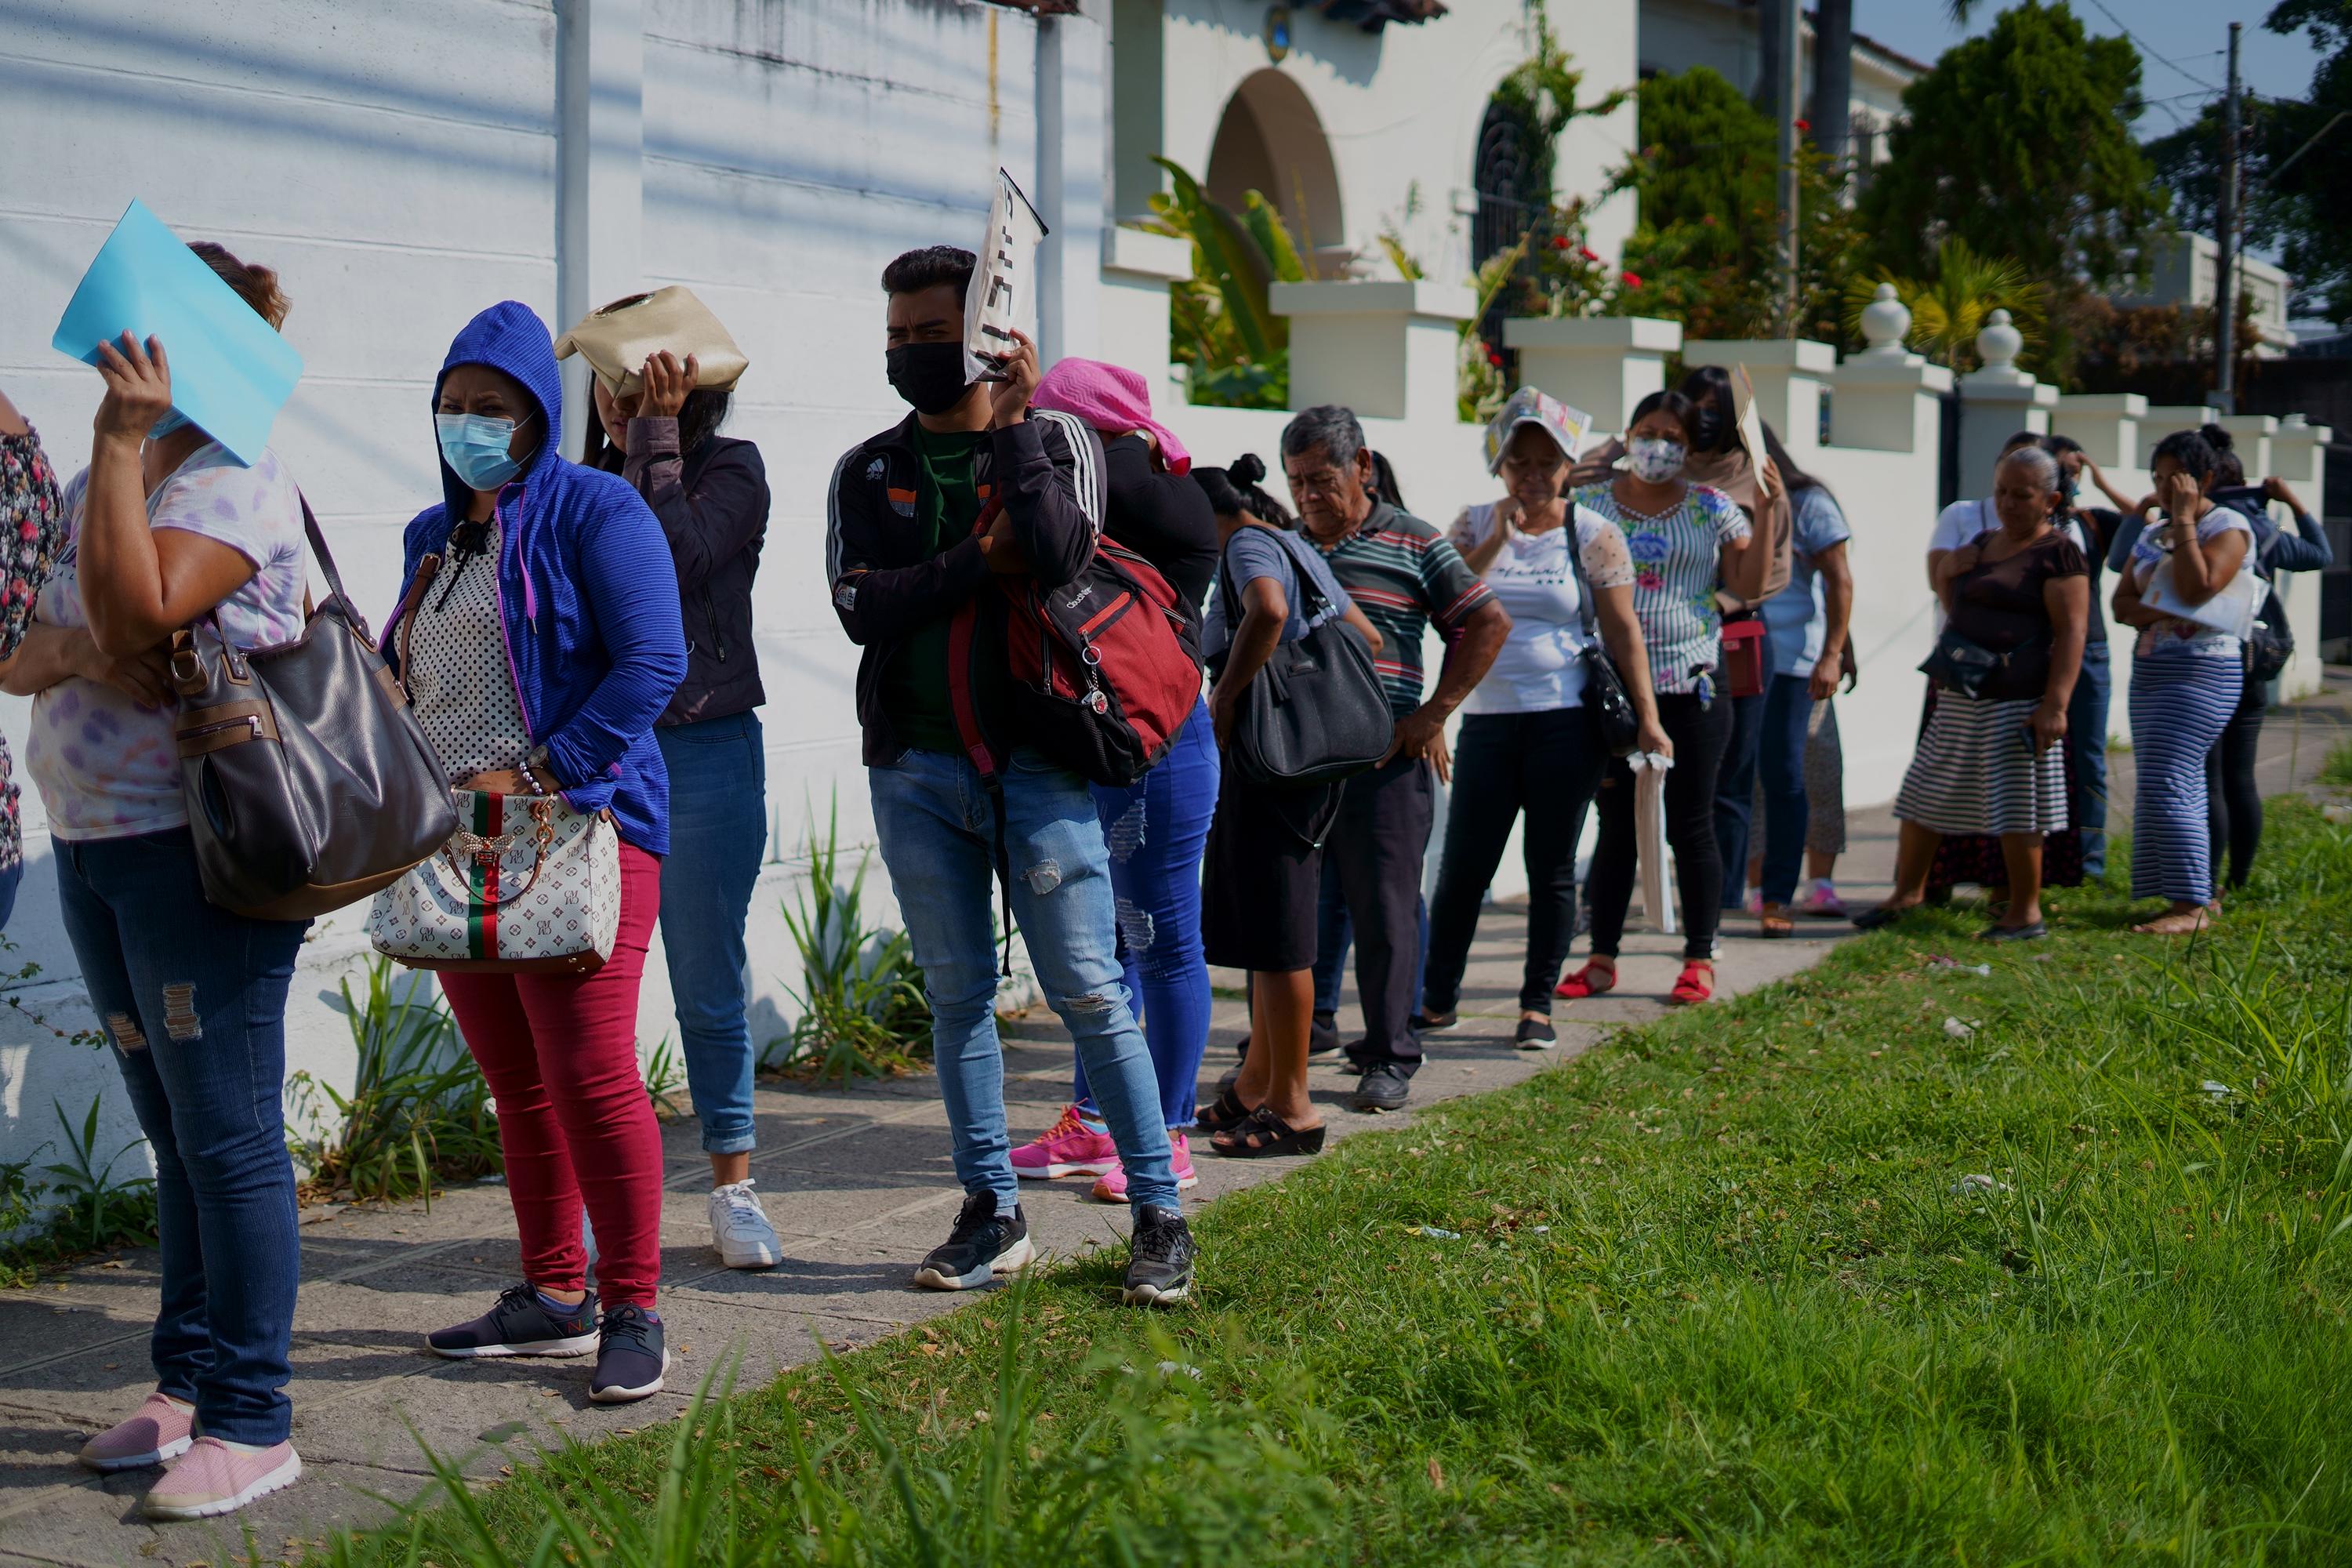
[[826, 245, 1196, 1305]]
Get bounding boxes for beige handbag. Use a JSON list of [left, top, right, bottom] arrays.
[[554, 285, 748, 400], [365, 790, 622, 975]]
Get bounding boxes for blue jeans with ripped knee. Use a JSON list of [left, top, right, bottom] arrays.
[[1075, 695, 1217, 1128], [869, 746, 1178, 1217], [53, 827, 307, 1446]]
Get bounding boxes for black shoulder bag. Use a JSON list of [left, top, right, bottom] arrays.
[[1561, 514, 1641, 756], [1215, 528, 1392, 787]]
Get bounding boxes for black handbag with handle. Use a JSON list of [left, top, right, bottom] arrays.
[[169, 494, 457, 920], [1215, 526, 1392, 787], [1559, 511, 1640, 756]]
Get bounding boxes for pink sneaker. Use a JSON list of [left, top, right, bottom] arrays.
[[78, 1391, 196, 1472], [1088, 1134, 1201, 1203], [1798, 879, 1846, 918], [1011, 1105, 1120, 1179], [140, 1436, 302, 1520]]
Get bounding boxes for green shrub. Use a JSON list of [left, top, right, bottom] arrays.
[[768, 805, 930, 1087]]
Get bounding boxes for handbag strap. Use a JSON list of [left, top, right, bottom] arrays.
[[1555, 506, 1601, 642]]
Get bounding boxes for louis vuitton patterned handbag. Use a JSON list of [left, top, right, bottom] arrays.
[[365, 789, 621, 975]]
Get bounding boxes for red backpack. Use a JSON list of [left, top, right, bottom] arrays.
[[946, 498, 1203, 790]]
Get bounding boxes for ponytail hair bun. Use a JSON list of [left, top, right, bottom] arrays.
[[2199, 423, 2235, 453], [1229, 452, 1267, 485], [188, 241, 290, 330]]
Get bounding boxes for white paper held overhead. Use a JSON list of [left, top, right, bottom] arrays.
[[965, 169, 1049, 384]]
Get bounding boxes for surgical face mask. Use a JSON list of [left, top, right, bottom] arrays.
[[149, 408, 193, 441], [1690, 403, 1726, 452], [436, 410, 535, 492], [886, 342, 974, 417], [1626, 437, 1687, 484]]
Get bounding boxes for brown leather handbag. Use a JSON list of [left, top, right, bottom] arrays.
[[169, 495, 457, 920]]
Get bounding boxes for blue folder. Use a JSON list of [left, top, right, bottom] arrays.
[[51, 199, 303, 467]]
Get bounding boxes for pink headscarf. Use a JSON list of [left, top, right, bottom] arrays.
[[1029, 358, 1191, 475]]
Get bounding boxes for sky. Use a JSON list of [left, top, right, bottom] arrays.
[[1853, 0, 2325, 136]]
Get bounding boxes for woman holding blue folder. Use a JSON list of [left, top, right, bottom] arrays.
[[2, 244, 312, 1519]]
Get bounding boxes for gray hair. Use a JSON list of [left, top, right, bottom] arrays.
[[1280, 404, 1365, 470], [1995, 442, 2061, 495]]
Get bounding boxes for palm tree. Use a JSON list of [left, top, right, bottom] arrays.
[[1843, 238, 2044, 372]]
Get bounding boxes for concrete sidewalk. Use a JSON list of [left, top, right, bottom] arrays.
[[4, 673, 2344, 1565]]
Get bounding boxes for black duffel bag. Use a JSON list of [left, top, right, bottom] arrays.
[[1215, 527, 1392, 787], [169, 495, 456, 919]]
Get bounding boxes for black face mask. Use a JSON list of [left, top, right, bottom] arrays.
[[1690, 402, 1726, 453], [887, 342, 974, 417]]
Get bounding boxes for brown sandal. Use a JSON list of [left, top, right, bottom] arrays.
[[1759, 902, 1795, 938], [1210, 1105, 1327, 1159]]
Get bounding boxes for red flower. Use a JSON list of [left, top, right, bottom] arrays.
[[1487, 350, 1504, 367], [1795, 117, 1811, 132], [1621, 271, 1644, 289], [1552, 234, 1570, 250], [1577, 245, 1599, 262], [1700, 213, 1717, 227]]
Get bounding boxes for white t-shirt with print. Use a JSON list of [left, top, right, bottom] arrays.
[[1457, 501, 1636, 716], [28, 444, 307, 841]]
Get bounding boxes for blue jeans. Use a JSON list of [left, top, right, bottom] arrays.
[[2068, 648, 2111, 880], [656, 712, 768, 1156], [1076, 697, 1217, 1128], [870, 746, 1178, 1215], [54, 828, 307, 1446], [1756, 673, 1817, 906], [1714, 633, 1777, 909], [1310, 857, 1431, 1017], [0, 856, 19, 931]]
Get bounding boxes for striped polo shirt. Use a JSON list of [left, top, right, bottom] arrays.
[[1310, 499, 1497, 717]]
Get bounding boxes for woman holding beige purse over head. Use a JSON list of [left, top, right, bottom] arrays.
[[558, 289, 779, 1271], [372, 301, 685, 1403]]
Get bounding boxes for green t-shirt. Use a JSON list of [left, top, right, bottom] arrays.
[[879, 426, 991, 756]]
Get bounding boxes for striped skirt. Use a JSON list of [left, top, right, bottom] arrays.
[[1895, 691, 2070, 838], [2129, 651, 2243, 904]]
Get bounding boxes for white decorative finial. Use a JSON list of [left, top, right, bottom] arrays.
[[1860, 281, 1911, 356], [1976, 308, 2023, 374]]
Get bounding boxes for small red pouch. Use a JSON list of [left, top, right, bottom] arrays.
[[1719, 615, 1766, 699]]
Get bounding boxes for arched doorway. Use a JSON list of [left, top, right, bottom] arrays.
[[1206, 70, 1345, 273], [1471, 96, 1543, 269]]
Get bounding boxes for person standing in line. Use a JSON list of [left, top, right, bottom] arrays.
[[2043, 435, 2124, 884], [1011, 358, 1220, 1203], [1748, 699, 1851, 917], [2111, 429, 2253, 935], [1414, 390, 1664, 1049], [1858, 445, 2088, 939], [1748, 429, 1853, 936], [2, 247, 311, 1517], [1556, 390, 1765, 1006], [0, 384, 64, 931], [825, 246, 1195, 1305], [392, 302, 687, 1403], [1192, 457, 1383, 1154], [1277, 406, 1509, 1113], [577, 322, 779, 1271]]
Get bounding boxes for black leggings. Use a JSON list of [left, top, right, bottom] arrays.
[[2206, 677, 2265, 890], [1587, 691, 1733, 961], [1421, 710, 1602, 1016]]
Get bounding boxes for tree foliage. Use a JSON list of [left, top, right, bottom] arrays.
[[1860, 1, 2167, 304], [2238, 0, 2352, 321]]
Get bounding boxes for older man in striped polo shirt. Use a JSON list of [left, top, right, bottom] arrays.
[[1279, 406, 1512, 1112]]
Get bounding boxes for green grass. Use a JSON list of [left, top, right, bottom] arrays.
[[330, 799, 2352, 1566], [2319, 738, 2352, 789]]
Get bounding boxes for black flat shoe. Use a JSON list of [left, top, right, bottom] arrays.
[[1308, 1011, 1341, 1056], [1852, 903, 1915, 931], [1409, 1011, 1457, 1034], [1514, 1018, 1557, 1050], [1195, 1087, 1254, 1135], [1978, 920, 2048, 943], [1209, 1105, 1327, 1159]]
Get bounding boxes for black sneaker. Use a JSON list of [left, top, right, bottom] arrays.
[[912, 1194, 1033, 1291], [1515, 1018, 1558, 1050], [1122, 1206, 1196, 1306], [426, 1283, 597, 1359], [589, 1304, 668, 1403], [1409, 1010, 1457, 1034], [1308, 1011, 1341, 1056], [1349, 1063, 1412, 1112]]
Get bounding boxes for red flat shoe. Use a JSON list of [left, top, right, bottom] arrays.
[[1668, 962, 1714, 1006], [1554, 961, 1617, 1000]]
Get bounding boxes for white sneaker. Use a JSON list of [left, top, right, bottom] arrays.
[[708, 1180, 782, 1269]]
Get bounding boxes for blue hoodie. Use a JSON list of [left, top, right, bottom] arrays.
[[383, 302, 687, 854]]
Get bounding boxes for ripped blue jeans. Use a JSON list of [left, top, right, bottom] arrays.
[[1078, 695, 1217, 1128], [869, 746, 1178, 1216]]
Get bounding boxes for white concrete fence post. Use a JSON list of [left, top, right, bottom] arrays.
[[1828, 285, 1951, 453], [1098, 227, 1193, 405], [1684, 336, 1838, 454], [1269, 281, 1476, 421], [2269, 413, 2336, 702], [1504, 316, 1682, 436], [1955, 308, 2055, 491]]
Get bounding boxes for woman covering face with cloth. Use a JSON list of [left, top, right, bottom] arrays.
[[560, 290, 780, 1272]]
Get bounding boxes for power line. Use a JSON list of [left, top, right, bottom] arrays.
[[2084, 0, 2226, 94]]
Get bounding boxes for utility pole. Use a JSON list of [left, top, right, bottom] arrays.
[[1814, 0, 1853, 181], [2216, 20, 2241, 412], [1767, 0, 1801, 333]]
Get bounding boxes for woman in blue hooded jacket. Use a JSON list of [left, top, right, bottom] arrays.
[[382, 302, 686, 1404]]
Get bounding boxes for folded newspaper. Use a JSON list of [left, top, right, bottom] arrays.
[[964, 169, 1049, 383]]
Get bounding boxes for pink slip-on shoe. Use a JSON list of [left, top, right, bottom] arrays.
[[78, 1391, 195, 1473], [1089, 1133, 1201, 1203], [140, 1436, 302, 1520], [1011, 1105, 1120, 1179], [1798, 879, 1846, 919]]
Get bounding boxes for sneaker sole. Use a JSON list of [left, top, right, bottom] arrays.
[[911, 1235, 1035, 1291], [1012, 1159, 1119, 1179], [141, 1451, 302, 1520], [590, 1349, 672, 1404], [80, 1434, 193, 1473], [1515, 1036, 1558, 1051], [717, 1242, 783, 1270], [426, 1331, 599, 1359], [1121, 1276, 1192, 1307]]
